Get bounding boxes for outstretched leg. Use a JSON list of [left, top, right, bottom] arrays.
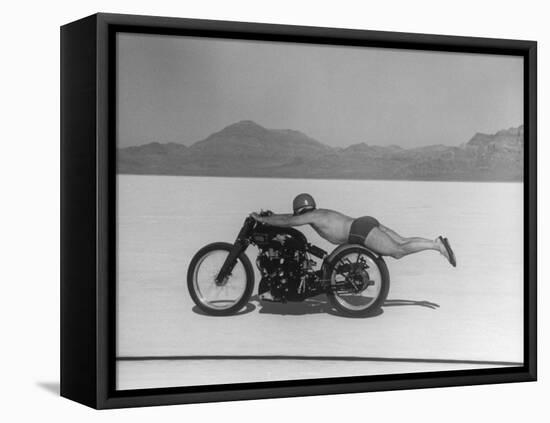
[[379, 224, 432, 245], [365, 226, 449, 261]]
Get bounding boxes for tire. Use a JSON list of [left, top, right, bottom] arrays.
[[187, 242, 254, 316], [325, 245, 390, 317]]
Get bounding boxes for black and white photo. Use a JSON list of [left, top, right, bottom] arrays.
[[116, 31, 526, 389], [60, 13, 537, 408]]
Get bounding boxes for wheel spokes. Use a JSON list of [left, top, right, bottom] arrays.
[[331, 251, 382, 311], [193, 250, 247, 310]]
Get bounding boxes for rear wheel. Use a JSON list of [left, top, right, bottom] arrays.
[[326, 246, 390, 317], [187, 242, 254, 316]]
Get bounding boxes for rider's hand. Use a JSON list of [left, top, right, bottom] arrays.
[[250, 212, 262, 222]]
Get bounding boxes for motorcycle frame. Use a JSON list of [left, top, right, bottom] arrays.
[[217, 215, 329, 291], [60, 12, 537, 409]]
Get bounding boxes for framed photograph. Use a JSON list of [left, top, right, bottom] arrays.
[[61, 13, 537, 409]]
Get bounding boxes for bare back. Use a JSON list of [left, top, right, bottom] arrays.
[[307, 209, 354, 244]]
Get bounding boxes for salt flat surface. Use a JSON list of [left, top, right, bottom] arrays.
[[116, 176, 524, 389], [117, 359, 513, 390]]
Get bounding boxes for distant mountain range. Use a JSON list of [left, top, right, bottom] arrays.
[[118, 120, 524, 182]]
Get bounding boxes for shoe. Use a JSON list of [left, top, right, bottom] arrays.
[[438, 236, 456, 267]]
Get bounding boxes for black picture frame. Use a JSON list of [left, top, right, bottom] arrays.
[[60, 12, 537, 409]]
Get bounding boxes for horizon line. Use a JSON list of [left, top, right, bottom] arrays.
[[118, 120, 524, 150], [115, 172, 524, 184]]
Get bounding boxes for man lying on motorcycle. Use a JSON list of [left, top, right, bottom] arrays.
[[250, 193, 456, 267]]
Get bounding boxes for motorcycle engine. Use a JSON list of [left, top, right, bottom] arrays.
[[256, 234, 313, 302]]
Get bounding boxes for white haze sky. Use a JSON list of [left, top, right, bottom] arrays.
[[117, 33, 523, 149]]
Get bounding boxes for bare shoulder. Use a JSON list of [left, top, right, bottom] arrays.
[[313, 208, 351, 222], [316, 208, 348, 217]]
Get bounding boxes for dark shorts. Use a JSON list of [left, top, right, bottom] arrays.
[[348, 216, 380, 245]]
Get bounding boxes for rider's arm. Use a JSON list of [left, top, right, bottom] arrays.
[[251, 212, 313, 227]]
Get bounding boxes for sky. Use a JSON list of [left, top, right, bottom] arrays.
[[117, 33, 523, 149]]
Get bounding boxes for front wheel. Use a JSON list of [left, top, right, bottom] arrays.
[[326, 246, 390, 317], [187, 242, 254, 316]]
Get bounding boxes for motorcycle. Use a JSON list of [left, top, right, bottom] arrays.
[[187, 211, 390, 317]]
